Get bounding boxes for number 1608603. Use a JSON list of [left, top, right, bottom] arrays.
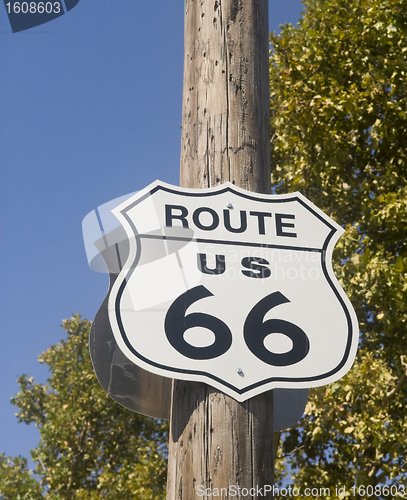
[[5, 2, 62, 14]]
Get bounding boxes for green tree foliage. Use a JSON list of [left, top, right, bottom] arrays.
[[270, 0, 407, 496], [0, 455, 44, 500], [0, 315, 168, 500]]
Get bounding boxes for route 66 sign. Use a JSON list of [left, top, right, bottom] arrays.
[[104, 180, 358, 402]]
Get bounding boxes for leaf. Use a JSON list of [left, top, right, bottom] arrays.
[[271, 0, 407, 490], [5, 315, 168, 499]]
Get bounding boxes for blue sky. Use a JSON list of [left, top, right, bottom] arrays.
[[0, 0, 305, 463]]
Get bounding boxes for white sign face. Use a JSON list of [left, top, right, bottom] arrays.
[[107, 180, 358, 402]]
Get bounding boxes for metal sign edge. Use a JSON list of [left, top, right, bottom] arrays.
[[108, 180, 359, 402]]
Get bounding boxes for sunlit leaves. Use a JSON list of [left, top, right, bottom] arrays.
[[270, 0, 407, 495], [1, 315, 168, 499], [0, 455, 44, 500]]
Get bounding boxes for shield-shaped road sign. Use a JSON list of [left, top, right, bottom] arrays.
[[105, 180, 358, 402]]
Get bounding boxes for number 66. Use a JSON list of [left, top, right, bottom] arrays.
[[164, 285, 310, 366]]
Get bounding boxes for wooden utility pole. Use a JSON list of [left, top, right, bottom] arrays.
[[179, 0, 270, 194], [167, 0, 272, 498]]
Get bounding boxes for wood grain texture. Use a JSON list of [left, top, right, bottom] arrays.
[[167, 1, 273, 498], [167, 382, 274, 499], [179, 0, 271, 194]]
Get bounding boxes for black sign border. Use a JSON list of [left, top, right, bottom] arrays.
[[113, 183, 355, 397]]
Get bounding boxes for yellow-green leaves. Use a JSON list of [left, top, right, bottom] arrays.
[[3, 315, 168, 499], [271, 0, 407, 493]]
